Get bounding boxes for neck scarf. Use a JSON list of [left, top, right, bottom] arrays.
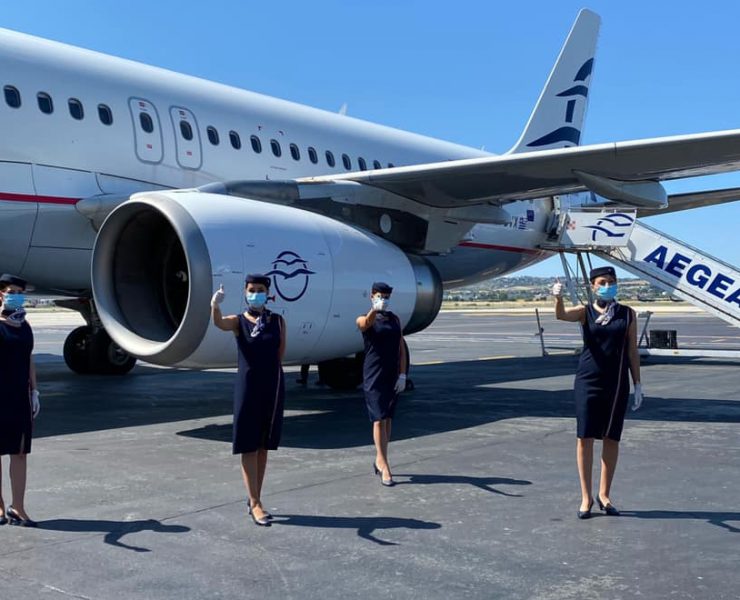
[[1, 308, 26, 325], [248, 309, 268, 338], [594, 300, 618, 326]]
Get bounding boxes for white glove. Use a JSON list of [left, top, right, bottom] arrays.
[[631, 383, 643, 411], [31, 390, 40, 418], [394, 374, 407, 394], [211, 285, 225, 307], [552, 281, 563, 297]]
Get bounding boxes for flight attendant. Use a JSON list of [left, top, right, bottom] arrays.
[[356, 282, 407, 487], [553, 266, 643, 519], [211, 274, 286, 527], [0, 274, 40, 527]]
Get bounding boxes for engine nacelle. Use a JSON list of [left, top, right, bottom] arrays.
[[91, 190, 442, 368]]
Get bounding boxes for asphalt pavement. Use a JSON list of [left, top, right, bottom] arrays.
[[1, 310, 738, 600]]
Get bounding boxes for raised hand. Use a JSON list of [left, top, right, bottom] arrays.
[[211, 284, 225, 307], [552, 278, 563, 298]]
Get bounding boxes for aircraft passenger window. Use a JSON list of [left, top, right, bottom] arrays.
[[373, 160, 382, 170], [139, 112, 154, 133], [358, 157, 367, 171], [37, 92, 53, 114], [250, 135, 262, 153], [98, 104, 113, 125], [179, 120, 193, 141], [289, 143, 300, 161], [308, 146, 318, 164], [68, 98, 84, 120], [325, 151, 335, 167], [342, 154, 352, 170], [4, 86, 21, 108], [270, 139, 281, 157], [229, 130, 241, 149], [207, 126, 219, 145]]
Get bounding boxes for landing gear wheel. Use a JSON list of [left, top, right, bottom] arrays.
[[63, 326, 94, 374], [91, 329, 137, 375], [318, 353, 364, 390], [63, 326, 137, 375]]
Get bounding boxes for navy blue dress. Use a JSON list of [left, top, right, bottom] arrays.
[[362, 311, 402, 422], [574, 303, 634, 441], [0, 320, 34, 455], [232, 311, 285, 454]]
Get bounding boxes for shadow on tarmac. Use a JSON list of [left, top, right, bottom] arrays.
[[393, 474, 532, 497], [270, 514, 441, 546], [34, 354, 740, 451], [36, 518, 191, 552], [619, 510, 740, 533]]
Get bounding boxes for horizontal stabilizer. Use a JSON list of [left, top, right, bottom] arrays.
[[637, 186, 740, 217]]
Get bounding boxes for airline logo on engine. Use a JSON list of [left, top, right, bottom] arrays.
[[265, 251, 316, 302], [642, 245, 740, 309]]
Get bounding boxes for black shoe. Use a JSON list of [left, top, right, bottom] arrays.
[[374, 463, 394, 486], [0, 514, 6, 526], [577, 499, 594, 520], [248, 502, 272, 523], [7, 506, 37, 527], [251, 512, 271, 527], [596, 495, 620, 516]]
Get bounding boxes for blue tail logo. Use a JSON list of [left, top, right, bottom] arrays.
[[265, 250, 316, 302], [526, 58, 593, 148]]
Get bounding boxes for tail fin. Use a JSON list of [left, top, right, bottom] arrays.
[[508, 9, 600, 154]]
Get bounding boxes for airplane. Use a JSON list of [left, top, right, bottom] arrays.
[[0, 9, 738, 388]]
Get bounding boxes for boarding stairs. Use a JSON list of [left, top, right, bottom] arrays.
[[540, 208, 739, 357]]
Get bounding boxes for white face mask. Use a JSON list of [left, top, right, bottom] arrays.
[[372, 296, 389, 311]]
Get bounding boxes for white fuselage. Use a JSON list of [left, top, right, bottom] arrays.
[[0, 28, 551, 294]]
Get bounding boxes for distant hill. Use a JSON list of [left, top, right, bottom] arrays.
[[444, 276, 679, 303]]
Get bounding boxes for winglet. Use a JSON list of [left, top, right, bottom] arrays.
[[507, 9, 601, 154]]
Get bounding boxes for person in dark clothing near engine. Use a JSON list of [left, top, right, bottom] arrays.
[[211, 274, 286, 527], [0, 274, 40, 527], [356, 282, 407, 487], [553, 266, 643, 519]]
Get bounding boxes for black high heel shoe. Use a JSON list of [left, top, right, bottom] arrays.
[[596, 495, 620, 516], [577, 499, 594, 520], [374, 463, 394, 486], [247, 503, 272, 521], [7, 506, 37, 528], [0, 512, 7, 526], [248, 505, 271, 527]]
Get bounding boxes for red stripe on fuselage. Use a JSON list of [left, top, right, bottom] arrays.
[[458, 241, 544, 255], [0, 192, 79, 205]]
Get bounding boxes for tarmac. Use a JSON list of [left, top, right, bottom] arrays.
[[1, 309, 738, 600]]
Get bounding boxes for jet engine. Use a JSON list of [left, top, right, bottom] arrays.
[[91, 190, 442, 372]]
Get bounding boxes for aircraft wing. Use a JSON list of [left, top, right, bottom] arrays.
[[301, 129, 740, 209], [637, 186, 740, 217]]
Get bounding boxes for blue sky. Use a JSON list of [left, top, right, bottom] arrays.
[[2, 1, 738, 277]]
